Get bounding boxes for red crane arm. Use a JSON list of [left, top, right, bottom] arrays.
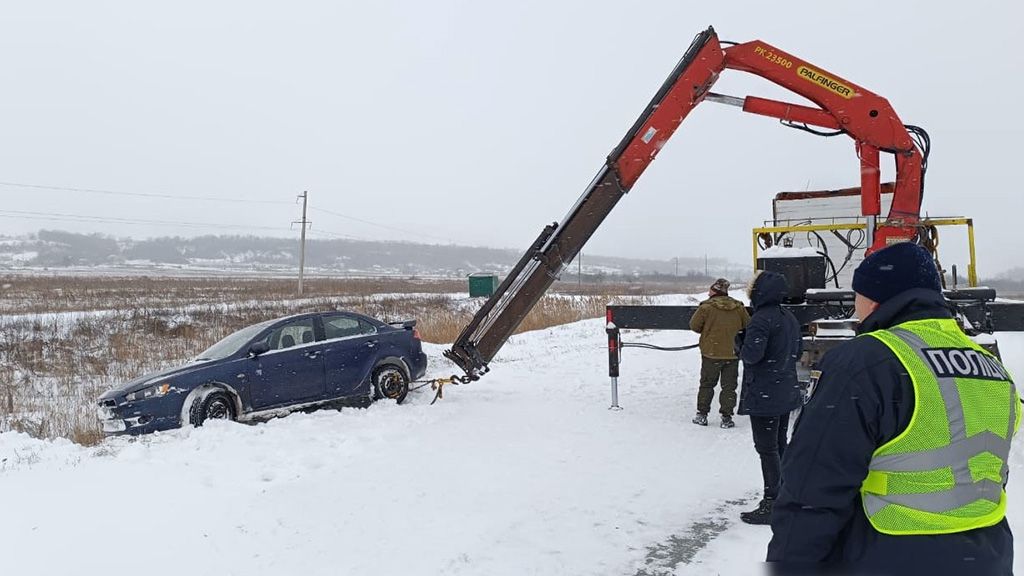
[[611, 27, 926, 251], [445, 26, 929, 377], [723, 39, 924, 249]]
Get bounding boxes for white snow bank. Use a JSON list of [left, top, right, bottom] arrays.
[[0, 315, 1020, 576]]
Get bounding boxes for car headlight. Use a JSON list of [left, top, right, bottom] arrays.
[[125, 382, 171, 402]]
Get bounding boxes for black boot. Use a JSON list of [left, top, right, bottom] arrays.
[[740, 498, 774, 525]]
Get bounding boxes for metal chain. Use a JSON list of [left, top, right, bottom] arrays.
[[407, 373, 477, 404]]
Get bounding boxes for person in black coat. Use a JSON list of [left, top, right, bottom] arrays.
[[737, 270, 804, 524], [767, 243, 1017, 575]]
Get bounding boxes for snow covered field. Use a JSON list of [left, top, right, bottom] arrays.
[[1, 315, 1022, 575]]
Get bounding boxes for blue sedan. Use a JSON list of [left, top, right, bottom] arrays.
[[97, 311, 428, 435]]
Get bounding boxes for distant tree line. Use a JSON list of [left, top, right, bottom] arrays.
[[6, 230, 742, 279]]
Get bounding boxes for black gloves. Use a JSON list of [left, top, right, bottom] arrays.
[[734, 329, 746, 356]]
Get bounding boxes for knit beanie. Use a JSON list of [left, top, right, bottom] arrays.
[[851, 242, 942, 304]]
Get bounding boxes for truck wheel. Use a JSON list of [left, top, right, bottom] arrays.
[[373, 365, 409, 405], [189, 391, 236, 427]]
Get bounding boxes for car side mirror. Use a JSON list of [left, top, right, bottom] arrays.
[[248, 342, 270, 358]]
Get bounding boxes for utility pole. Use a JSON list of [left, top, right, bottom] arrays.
[[674, 257, 679, 277], [578, 251, 582, 290], [294, 191, 309, 295], [704, 253, 709, 277]]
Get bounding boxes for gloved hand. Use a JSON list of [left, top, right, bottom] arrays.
[[734, 329, 746, 356]]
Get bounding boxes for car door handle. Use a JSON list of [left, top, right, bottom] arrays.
[[304, 350, 321, 359], [366, 341, 377, 348]]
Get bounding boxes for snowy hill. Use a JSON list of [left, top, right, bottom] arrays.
[[0, 231, 744, 279], [1, 309, 1022, 575]]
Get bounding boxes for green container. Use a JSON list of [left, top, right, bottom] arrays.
[[468, 273, 499, 297]]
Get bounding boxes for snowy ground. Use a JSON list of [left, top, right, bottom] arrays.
[[1, 313, 1022, 575]]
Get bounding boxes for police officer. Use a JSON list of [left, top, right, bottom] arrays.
[[767, 242, 1020, 575]]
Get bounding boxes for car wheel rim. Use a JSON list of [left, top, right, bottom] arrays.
[[207, 398, 230, 420], [379, 370, 405, 399]]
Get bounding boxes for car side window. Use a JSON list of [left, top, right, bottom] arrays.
[[324, 316, 377, 340], [263, 318, 317, 351]]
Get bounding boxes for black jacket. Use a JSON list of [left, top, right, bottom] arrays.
[[767, 287, 1015, 575], [738, 271, 804, 417]]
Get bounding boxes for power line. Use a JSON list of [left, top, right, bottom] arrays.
[[305, 228, 372, 241], [0, 207, 384, 243], [0, 208, 293, 233], [310, 206, 457, 244], [0, 180, 461, 243], [0, 208, 393, 246], [0, 180, 293, 205], [0, 181, 464, 245]]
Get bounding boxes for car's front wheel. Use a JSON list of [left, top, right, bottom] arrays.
[[373, 365, 409, 405], [189, 390, 237, 427]]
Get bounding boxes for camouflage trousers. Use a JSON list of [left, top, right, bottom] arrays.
[[696, 357, 738, 416]]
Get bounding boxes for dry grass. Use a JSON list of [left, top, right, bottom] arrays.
[[0, 275, 658, 445], [0, 275, 468, 315]]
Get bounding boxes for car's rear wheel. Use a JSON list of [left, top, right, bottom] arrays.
[[189, 390, 236, 427], [373, 365, 409, 405]]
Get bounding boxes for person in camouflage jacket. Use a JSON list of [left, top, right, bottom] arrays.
[[689, 278, 750, 428]]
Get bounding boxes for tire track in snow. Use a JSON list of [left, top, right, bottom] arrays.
[[632, 494, 758, 576]]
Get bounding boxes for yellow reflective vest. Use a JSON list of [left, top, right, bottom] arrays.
[[860, 318, 1021, 535]]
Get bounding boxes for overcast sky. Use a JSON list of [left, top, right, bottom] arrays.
[[1, 1, 1021, 274]]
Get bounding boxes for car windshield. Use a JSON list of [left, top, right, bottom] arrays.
[[195, 319, 277, 361]]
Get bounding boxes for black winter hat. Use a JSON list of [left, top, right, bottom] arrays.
[[851, 242, 942, 304]]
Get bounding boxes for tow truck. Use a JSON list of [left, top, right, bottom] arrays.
[[441, 26, 1024, 391]]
